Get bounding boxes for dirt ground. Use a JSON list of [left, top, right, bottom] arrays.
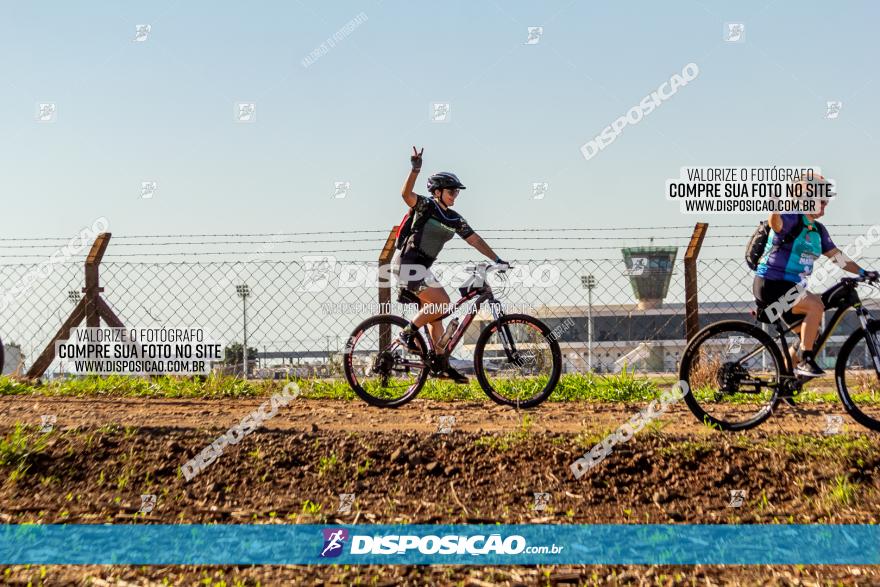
[[2, 396, 879, 585], [0, 395, 862, 436]]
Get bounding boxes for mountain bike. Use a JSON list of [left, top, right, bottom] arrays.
[[678, 274, 880, 431], [343, 262, 562, 408]]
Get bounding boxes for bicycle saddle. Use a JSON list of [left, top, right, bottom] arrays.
[[397, 289, 421, 305]]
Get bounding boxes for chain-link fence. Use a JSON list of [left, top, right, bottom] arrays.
[[2, 225, 879, 377]]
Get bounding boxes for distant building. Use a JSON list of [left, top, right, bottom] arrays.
[[465, 300, 874, 373]]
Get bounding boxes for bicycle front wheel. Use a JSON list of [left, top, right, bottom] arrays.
[[679, 320, 785, 431], [343, 315, 430, 408], [835, 327, 880, 432], [473, 314, 562, 408]]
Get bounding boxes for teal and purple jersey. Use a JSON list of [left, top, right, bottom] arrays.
[[755, 214, 836, 284]]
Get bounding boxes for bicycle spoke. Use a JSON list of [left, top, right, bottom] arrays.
[[836, 329, 880, 430], [345, 317, 428, 406], [476, 316, 560, 407], [682, 322, 782, 430]]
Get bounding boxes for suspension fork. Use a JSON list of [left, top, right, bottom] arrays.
[[854, 305, 880, 374], [490, 299, 519, 362]]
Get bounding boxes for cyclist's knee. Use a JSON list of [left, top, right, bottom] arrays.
[[794, 291, 822, 315], [418, 287, 449, 315]]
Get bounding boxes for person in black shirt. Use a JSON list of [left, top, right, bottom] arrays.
[[394, 147, 508, 383]]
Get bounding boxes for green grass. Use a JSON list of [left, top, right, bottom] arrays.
[[0, 423, 51, 481], [766, 433, 875, 460], [828, 474, 860, 507], [317, 453, 341, 477], [657, 439, 713, 459], [300, 499, 322, 515], [0, 369, 670, 403], [474, 414, 534, 451]]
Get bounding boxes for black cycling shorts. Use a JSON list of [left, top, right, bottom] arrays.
[[753, 276, 802, 324]]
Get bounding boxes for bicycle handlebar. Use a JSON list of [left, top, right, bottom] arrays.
[[841, 273, 879, 287], [465, 261, 513, 273]]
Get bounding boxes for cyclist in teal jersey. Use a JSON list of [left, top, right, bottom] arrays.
[[753, 175, 876, 377], [394, 147, 508, 384]]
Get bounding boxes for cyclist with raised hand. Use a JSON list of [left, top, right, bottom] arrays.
[[393, 146, 508, 384], [753, 174, 877, 377]]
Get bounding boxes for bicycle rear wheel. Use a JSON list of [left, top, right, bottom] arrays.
[[679, 320, 785, 431], [473, 314, 561, 408], [343, 315, 429, 408], [835, 327, 880, 431]]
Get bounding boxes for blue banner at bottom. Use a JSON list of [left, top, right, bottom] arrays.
[[1, 524, 878, 565]]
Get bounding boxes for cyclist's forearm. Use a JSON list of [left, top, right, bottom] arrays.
[[466, 234, 498, 260], [401, 170, 419, 206], [843, 260, 862, 274], [826, 248, 862, 274]]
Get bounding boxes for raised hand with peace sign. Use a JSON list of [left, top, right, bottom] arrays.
[[410, 146, 424, 173]]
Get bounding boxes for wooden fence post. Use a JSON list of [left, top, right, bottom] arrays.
[[684, 223, 708, 342], [377, 227, 399, 350], [26, 233, 124, 379]]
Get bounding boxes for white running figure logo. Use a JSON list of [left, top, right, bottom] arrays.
[[321, 529, 346, 557]]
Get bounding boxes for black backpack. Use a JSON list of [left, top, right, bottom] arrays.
[[745, 215, 805, 270], [394, 199, 436, 251]]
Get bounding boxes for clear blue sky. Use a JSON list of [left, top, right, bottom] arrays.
[[1, 0, 878, 239]]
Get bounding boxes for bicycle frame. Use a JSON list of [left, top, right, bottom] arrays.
[[742, 283, 880, 376], [417, 288, 506, 357]]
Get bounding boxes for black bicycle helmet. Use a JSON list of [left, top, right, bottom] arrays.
[[427, 172, 466, 193]]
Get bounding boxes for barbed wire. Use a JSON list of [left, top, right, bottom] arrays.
[[0, 224, 875, 244]]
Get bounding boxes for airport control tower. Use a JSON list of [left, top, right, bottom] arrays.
[[621, 246, 678, 310]]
